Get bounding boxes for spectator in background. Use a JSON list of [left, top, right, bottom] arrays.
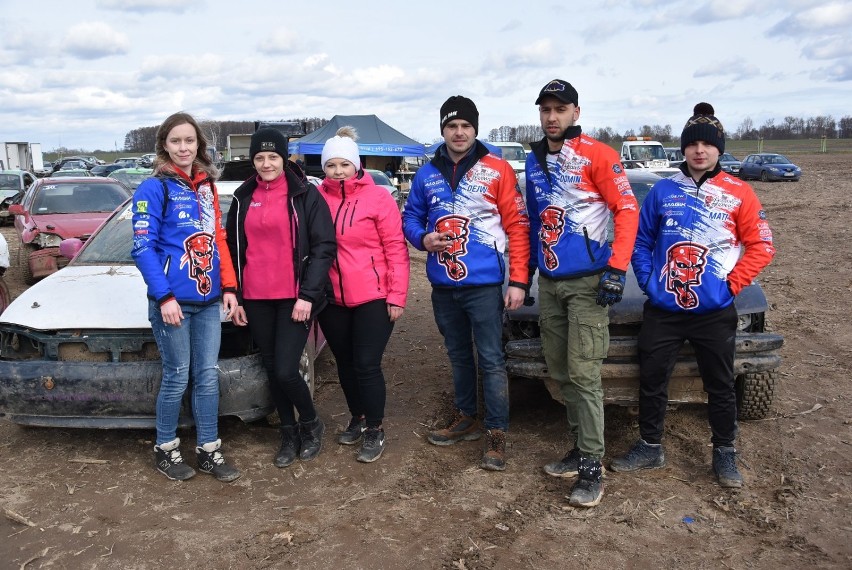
[[225, 128, 336, 469], [131, 111, 241, 482], [403, 95, 530, 472], [317, 127, 410, 463]]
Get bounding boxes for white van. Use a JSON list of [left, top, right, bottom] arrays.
[[490, 142, 526, 174]]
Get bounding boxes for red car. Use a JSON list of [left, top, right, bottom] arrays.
[[9, 177, 132, 284]]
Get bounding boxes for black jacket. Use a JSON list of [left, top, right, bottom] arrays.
[[225, 165, 336, 316]]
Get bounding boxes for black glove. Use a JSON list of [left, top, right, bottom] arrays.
[[524, 267, 537, 306], [596, 267, 626, 306]]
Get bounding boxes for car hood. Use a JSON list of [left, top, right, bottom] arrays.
[[30, 213, 112, 239], [0, 265, 152, 330]]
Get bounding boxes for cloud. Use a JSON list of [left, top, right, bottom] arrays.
[[138, 53, 226, 81], [499, 19, 521, 32], [62, 22, 129, 59], [693, 57, 760, 81], [767, 2, 852, 37], [689, 0, 760, 21], [96, 0, 202, 13], [257, 29, 305, 55], [802, 37, 852, 60], [810, 59, 852, 82]]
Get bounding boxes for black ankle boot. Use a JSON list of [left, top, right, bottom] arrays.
[[275, 425, 300, 468], [299, 417, 325, 461]]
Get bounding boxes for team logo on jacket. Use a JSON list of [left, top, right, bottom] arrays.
[[181, 232, 215, 295], [435, 215, 471, 280], [539, 206, 566, 270], [665, 241, 708, 309]]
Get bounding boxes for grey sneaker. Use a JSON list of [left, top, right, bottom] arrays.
[[356, 427, 386, 463], [154, 438, 196, 481], [568, 457, 604, 508], [543, 447, 581, 478], [713, 446, 744, 488], [610, 439, 666, 472], [427, 409, 482, 446], [339, 416, 367, 446], [196, 439, 241, 483], [480, 429, 506, 472]]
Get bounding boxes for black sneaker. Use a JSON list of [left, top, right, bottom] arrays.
[[610, 439, 666, 472], [275, 425, 300, 468], [196, 439, 241, 483], [543, 447, 581, 478], [569, 457, 604, 508], [357, 427, 386, 463], [339, 416, 367, 446], [299, 417, 325, 461], [713, 446, 744, 488], [154, 438, 196, 481]]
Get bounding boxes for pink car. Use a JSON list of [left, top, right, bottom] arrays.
[[9, 176, 132, 284]]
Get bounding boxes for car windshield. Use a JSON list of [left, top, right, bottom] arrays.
[[110, 172, 151, 189], [32, 182, 130, 214], [766, 155, 790, 164], [631, 145, 666, 160], [499, 147, 526, 161], [368, 170, 393, 186], [0, 174, 20, 190], [721, 153, 737, 161]]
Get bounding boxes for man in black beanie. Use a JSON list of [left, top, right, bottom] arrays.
[[403, 95, 530, 472], [610, 103, 776, 490]]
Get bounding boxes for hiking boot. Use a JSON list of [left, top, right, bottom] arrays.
[[154, 438, 196, 481], [610, 439, 666, 472], [299, 417, 325, 461], [713, 446, 744, 488], [427, 409, 482, 446], [275, 425, 300, 468], [480, 429, 506, 471], [569, 457, 604, 508], [339, 415, 367, 446], [356, 427, 386, 463], [196, 439, 241, 483], [543, 447, 581, 478]]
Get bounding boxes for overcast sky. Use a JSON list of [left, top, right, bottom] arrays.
[[1, 0, 850, 152]]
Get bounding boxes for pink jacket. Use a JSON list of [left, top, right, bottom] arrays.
[[319, 172, 410, 308]]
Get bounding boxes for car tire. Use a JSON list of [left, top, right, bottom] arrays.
[[18, 243, 39, 286], [760, 170, 769, 182], [736, 369, 776, 420]]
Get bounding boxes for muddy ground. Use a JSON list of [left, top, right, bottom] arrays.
[[1, 153, 851, 569]]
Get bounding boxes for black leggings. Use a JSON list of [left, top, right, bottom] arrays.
[[317, 299, 394, 428], [244, 299, 317, 426]]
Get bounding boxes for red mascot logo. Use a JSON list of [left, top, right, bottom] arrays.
[[539, 206, 566, 271], [181, 232, 215, 295], [665, 241, 709, 309], [435, 215, 471, 280]]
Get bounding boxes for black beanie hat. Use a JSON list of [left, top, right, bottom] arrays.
[[440, 95, 479, 134], [680, 102, 725, 154], [250, 128, 289, 161]]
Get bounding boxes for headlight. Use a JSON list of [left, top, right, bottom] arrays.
[[768, 167, 781, 173], [35, 233, 63, 248]]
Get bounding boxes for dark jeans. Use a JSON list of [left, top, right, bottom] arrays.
[[317, 299, 394, 428], [431, 285, 509, 431], [244, 299, 317, 426], [637, 302, 738, 447]]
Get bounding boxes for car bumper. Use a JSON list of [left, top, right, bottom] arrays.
[[768, 173, 800, 181], [505, 331, 783, 405], [0, 354, 272, 428]]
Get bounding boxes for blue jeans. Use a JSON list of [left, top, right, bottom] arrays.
[[149, 300, 221, 446], [431, 285, 509, 431]]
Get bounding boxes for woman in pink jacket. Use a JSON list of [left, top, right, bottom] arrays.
[[317, 127, 410, 463]]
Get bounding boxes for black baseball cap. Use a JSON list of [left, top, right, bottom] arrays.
[[535, 79, 579, 106]]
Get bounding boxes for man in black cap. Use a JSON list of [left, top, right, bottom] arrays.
[[525, 79, 639, 507], [403, 95, 530, 472], [610, 103, 776, 489]]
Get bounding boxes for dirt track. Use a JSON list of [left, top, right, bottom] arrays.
[[1, 154, 851, 569]]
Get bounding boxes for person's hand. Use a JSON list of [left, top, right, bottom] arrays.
[[388, 304, 404, 322], [504, 285, 525, 311], [596, 268, 626, 306], [423, 231, 451, 252], [232, 305, 248, 326], [292, 299, 313, 323], [222, 292, 238, 320], [160, 298, 184, 326]]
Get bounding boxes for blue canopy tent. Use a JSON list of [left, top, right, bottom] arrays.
[[289, 115, 425, 157], [424, 140, 502, 157]]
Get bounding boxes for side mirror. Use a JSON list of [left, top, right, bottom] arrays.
[[59, 238, 84, 260], [8, 204, 24, 216]]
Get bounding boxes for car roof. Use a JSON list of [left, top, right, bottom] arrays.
[[625, 169, 664, 184]]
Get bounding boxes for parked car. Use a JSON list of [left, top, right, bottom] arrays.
[[52, 157, 96, 172], [137, 153, 157, 168], [49, 169, 92, 178], [90, 163, 126, 177], [663, 147, 684, 167], [503, 169, 783, 420], [0, 170, 37, 225], [113, 157, 141, 168], [0, 185, 325, 428], [719, 152, 742, 177], [108, 167, 153, 190], [365, 168, 400, 203], [8, 177, 132, 284], [739, 153, 801, 182]]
